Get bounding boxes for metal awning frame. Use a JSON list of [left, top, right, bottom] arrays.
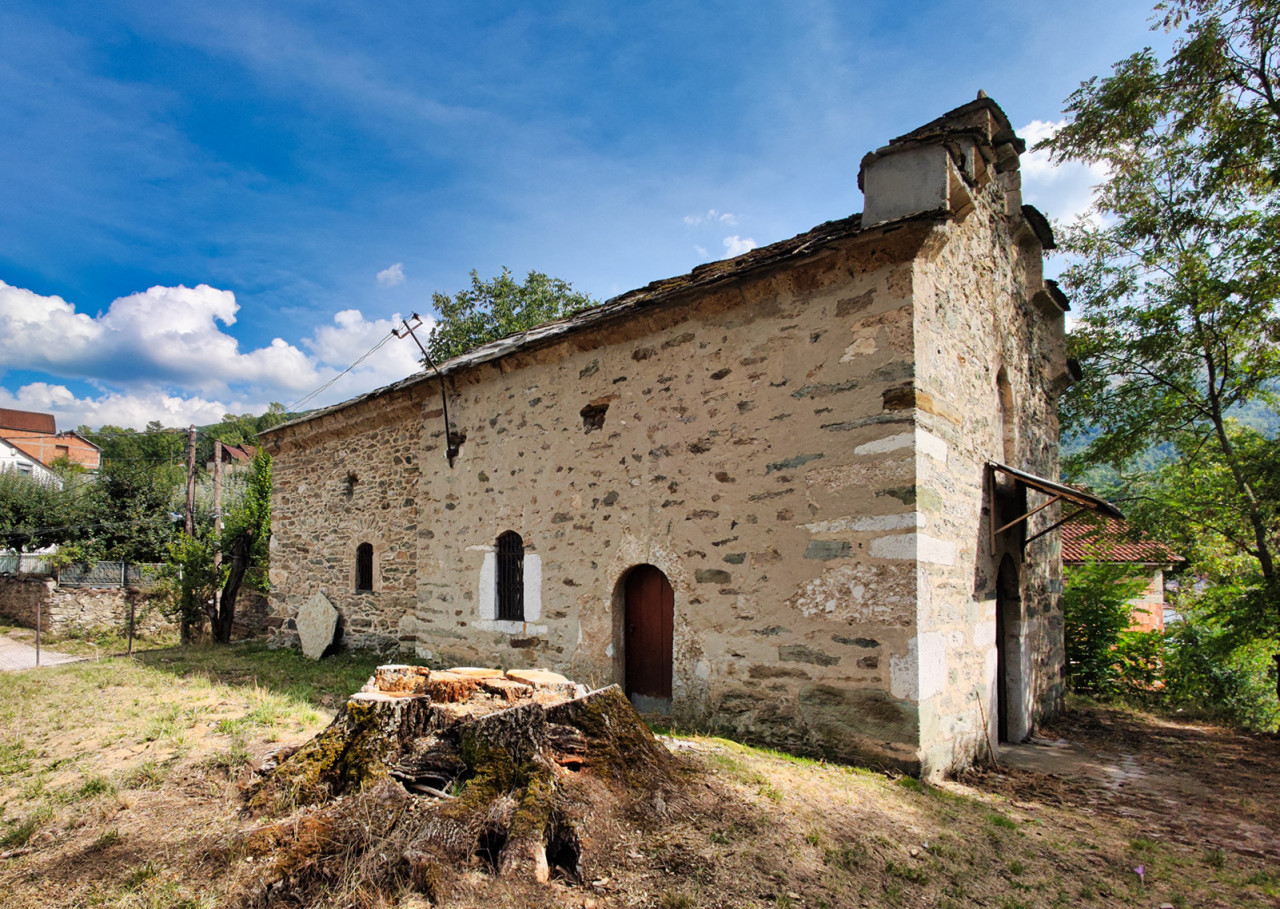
[[987, 461, 1123, 554]]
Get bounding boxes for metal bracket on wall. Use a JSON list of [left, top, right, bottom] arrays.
[[394, 314, 459, 467], [987, 461, 1123, 555]]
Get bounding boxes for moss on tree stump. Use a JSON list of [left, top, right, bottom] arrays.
[[243, 665, 678, 902]]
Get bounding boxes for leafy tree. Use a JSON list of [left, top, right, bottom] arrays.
[[86, 461, 182, 563], [1165, 610, 1280, 729], [1062, 562, 1149, 696], [1044, 0, 1280, 640], [426, 268, 596, 362], [0, 471, 75, 553], [213, 448, 272, 642], [162, 449, 271, 643]]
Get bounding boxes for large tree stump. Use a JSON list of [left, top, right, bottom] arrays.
[[245, 665, 677, 903]]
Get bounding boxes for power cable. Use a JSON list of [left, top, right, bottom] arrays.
[[287, 331, 397, 413]]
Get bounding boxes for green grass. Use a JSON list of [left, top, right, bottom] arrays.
[[0, 739, 34, 777], [135, 642, 383, 709]]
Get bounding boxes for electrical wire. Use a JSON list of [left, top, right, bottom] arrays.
[[287, 331, 398, 413]]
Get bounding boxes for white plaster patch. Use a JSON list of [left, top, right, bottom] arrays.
[[870, 533, 956, 565], [890, 637, 919, 700], [915, 428, 948, 464], [840, 337, 878, 361], [473, 619, 549, 635], [918, 631, 947, 701], [477, 552, 496, 620], [523, 553, 542, 621], [974, 619, 996, 648], [803, 512, 923, 534], [854, 432, 913, 457], [695, 659, 711, 680]]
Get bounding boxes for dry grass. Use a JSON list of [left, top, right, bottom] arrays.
[[1, 647, 1278, 908]]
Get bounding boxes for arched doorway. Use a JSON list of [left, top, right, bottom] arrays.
[[623, 564, 674, 714], [995, 554, 1025, 743]]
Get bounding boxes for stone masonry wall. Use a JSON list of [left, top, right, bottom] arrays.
[[0, 576, 174, 637], [909, 149, 1069, 772], [267, 220, 945, 770], [269, 390, 426, 654]]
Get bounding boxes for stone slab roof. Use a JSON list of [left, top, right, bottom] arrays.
[[262, 210, 907, 439]]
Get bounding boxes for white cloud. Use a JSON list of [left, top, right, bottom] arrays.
[[683, 209, 738, 227], [376, 262, 406, 287], [1017, 119, 1110, 226], [723, 235, 757, 257], [0, 281, 433, 430], [0, 382, 232, 431], [304, 309, 428, 385]]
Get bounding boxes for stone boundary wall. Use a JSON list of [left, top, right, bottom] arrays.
[[0, 575, 174, 637], [0, 575, 273, 640]]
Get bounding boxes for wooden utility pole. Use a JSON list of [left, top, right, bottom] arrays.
[[185, 425, 197, 537], [212, 440, 223, 633], [181, 424, 197, 644]]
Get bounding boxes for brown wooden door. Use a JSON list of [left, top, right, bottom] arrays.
[[624, 564, 674, 707]]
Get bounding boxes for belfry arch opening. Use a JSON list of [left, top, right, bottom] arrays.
[[996, 367, 1017, 463]]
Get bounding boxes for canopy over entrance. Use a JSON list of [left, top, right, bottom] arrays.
[[987, 461, 1123, 553]]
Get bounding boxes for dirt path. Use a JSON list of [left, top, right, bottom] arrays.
[[0, 633, 84, 671], [973, 706, 1280, 863]]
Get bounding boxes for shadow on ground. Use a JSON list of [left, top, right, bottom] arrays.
[[133, 641, 384, 711]]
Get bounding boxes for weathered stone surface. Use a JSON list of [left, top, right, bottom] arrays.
[[0, 576, 187, 638], [803, 540, 852, 560], [262, 99, 1070, 777], [779, 644, 840, 666], [296, 592, 339, 659]]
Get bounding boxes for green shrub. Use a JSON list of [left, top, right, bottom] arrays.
[[1163, 617, 1279, 731], [1062, 563, 1147, 696]]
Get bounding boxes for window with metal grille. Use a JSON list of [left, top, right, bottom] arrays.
[[495, 531, 524, 621], [356, 542, 374, 592]]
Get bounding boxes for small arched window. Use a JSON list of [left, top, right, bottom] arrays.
[[996, 367, 1017, 463], [355, 542, 374, 592], [495, 531, 525, 621]]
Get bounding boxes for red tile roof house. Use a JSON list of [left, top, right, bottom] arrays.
[[0, 408, 101, 472], [206, 442, 259, 473], [1062, 518, 1184, 632]]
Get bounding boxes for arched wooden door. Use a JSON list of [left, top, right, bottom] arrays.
[[624, 564, 674, 712]]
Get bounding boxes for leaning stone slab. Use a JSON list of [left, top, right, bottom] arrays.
[[296, 592, 339, 660]]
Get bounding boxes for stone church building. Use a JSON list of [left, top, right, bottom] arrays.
[[260, 97, 1116, 776]]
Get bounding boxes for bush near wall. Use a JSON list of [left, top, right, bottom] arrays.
[[1063, 564, 1280, 732]]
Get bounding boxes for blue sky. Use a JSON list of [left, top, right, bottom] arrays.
[[0, 0, 1166, 430]]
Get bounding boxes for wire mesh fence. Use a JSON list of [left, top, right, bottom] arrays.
[[0, 556, 164, 588], [0, 553, 55, 575]]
